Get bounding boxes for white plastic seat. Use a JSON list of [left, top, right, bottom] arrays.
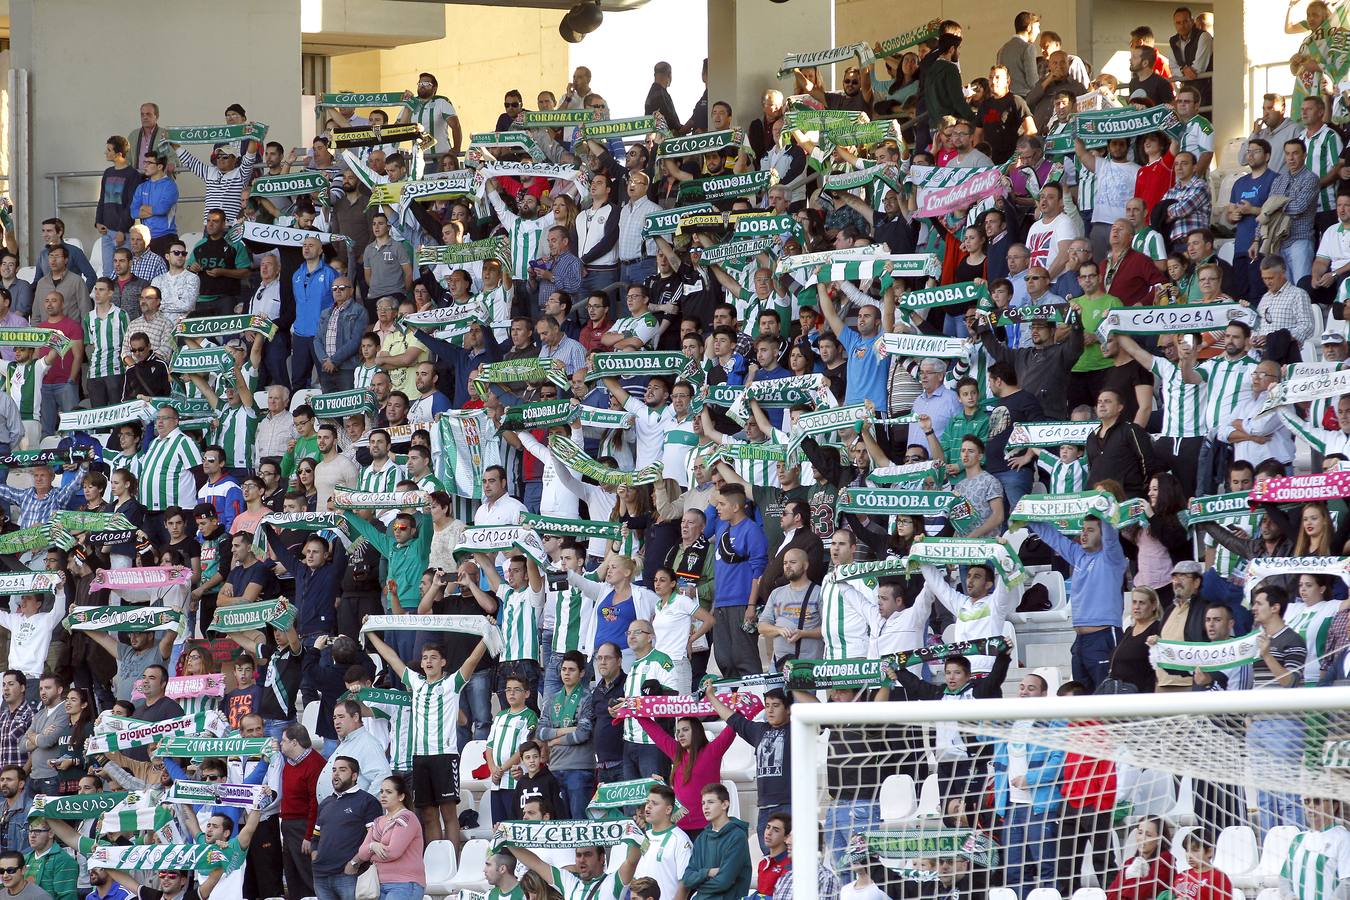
[[422, 840, 458, 897], [461, 790, 493, 839], [1214, 825, 1260, 880], [915, 772, 941, 818], [1128, 769, 1177, 819], [720, 736, 756, 783], [1166, 775, 1197, 825], [988, 890, 1018, 900], [290, 387, 319, 412], [253, 390, 268, 410], [15, 266, 34, 284], [721, 779, 741, 819], [1255, 825, 1300, 885], [65, 236, 85, 254], [88, 237, 105, 276], [37, 436, 62, 450], [1172, 825, 1200, 873], [1010, 570, 1070, 627], [179, 231, 204, 253], [301, 700, 319, 736], [459, 739, 490, 794], [1071, 891, 1107, 900], [879, 773, 917, 823], [446, 839, 490, 892], [1026, 890, 1062, 900], [1253, 889, 1281, 900]]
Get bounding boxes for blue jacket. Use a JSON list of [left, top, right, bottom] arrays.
[[416, 327, 507, 408], [263, 523, 347, 637], [708, 516, 768, 609], [313, 299, 369, 370], [1027, 519, 1127, 628], [130, 178, 179, 238], [291, 262, 338, 337], [991, 722, 1065, 817]]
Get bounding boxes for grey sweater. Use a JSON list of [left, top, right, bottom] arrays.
[[979, 321, 1085, 420], [534, 683, 595, 772]]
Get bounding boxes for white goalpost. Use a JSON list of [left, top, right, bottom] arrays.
[[788, 685, 1350, 900]]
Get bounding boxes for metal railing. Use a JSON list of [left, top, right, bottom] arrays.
[[44, 169, 202, 216]]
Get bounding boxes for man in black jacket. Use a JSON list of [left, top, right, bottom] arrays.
[[758, 499, 827, 598], [1086, 387, 1156, 498], [120, 331, 171, 401], [311, 757, 382, 899]]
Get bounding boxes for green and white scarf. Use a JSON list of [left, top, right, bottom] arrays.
[[1244, 556, 1350, 600], [677, 170, 777, 202], [163, 122, 267, 144], [250, 170, 330, 199], [782, 107, 867, 135], [588, 777, 685, 819], [657, 129, 742, 160], [997, 304, 1068, 327], [496, 819, 645, 849], [902, 538, 1027, 586], [260, 511, 350, 535], [103, 798, 173, 833], [156, 735, 274, 759], [165, 781, 268, 810], [317, 91, 411, 108], [644, 202, 717, 238], [455, 524, 529, 555], [500, 399, 578, 431], [0, 572, 59, 596], [64, 606, 183, 633], [416, 235, 512, 272], [401, 303, 483, 332], [876, 18, 943, 57], [1074, 104, 1180, 147], [29, 791, 129, 820], [778, 42, 872, 77], [586, 351, 700, 383], [517, 109, 599, 127], [695, 236, 776, 267], [576, 115, 668, 141], [1007, 489, 1147, 530], [865, 829, 998, 867], [1260, 367, 1350, 415], [1006, 421, 1099, 449], [369, 171, 478, 207], [824, 120, 904, 149], [0, 524, 74, 555], [785, 658, 885, 690], [550, 435, 663, 486], [1180, 491, 1253, 528], [0, 448, 89, 469], [171, 346, 234, 375], [790, 402, 869, 449], [1150, 630, 1263, 673], [519, 513, 622, 542], [360, 614, 504, 657], [333, 487, 429, 511], [59, 400, 154, 433], [899, 281, 990, 311], [86, 842, 239, 875], [209, 599, 296, 634], [227, 221, 347, 249], [579, 407, 635, 430], [469, 130, 546, 161], [175, 313, 277, 341], [471, 162, 582, 199], [309, 388, 378, 420], [774, 244, 881, 276], [331, 122, 423, 148], [836, 487, 956, 517], [436, 409, 502, 501], [472, 357, 570, 399], [821, 163, 901, 193], [877, 333, 967, 359], [732, 212, 802, 241], [868, 461, 943, 487], [0, 326, 73, 355], [85, 710, 223, 754], [1096, 303, 1255, 341]]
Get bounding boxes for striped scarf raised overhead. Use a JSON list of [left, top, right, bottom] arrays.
[[435, 409, 502, 501]]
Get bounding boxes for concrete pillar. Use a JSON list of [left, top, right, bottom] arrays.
[[1211, 0, 1249, 159], [708, 0, 835, 136], [9, 0, 301, 253]]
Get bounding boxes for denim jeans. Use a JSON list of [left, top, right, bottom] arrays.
[[622, 741, 671, 783], [97, 232, 117, 276], [264, 718, 289, 741], [379, 883, 424, 900], [40, 382, 78, 438], [621, 258, 657, 287], [555, 768, 596, 821], [456, 668, 493, 748], [1249, 715, 1307, 837], [314, 873, 357, 900], [824, 799, 879, 870], [1282, 238, 1314, 287], [1070, 627, 1121, 693], [1004, 804, 1059, 896], [291, 335, 318, 390], [994, 468, 1033, 520], [523, 480, 544, 515], [263, 334, 291, 390], [581, 266, 619, 295], [538, 631, 563, 709]]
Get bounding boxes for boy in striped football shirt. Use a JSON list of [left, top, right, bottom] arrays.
[[1034, 444, 1087, 494], [367, 625, 491, 848], [83, 277, 129, 409], [485, 674, 539, 826], [0, 346, 48, 450]]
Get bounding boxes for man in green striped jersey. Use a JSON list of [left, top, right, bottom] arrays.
[[404, 445, 444, 495], [84, 277, 129, 408], [138, 404, 203, 540], [1279, 797, 1350, 900], [1125, 198, 1168, 269], [469, 551, 544, 708], [1116, 332, 1208, 497], [1196, 320, 1259, 493], [0, 346, 47, 451], [367, 624, 490, 850], [186, 362, 258, 477], [357, 429, 405, 494], [507, 832, 641, 900], [614, 618, 676, 782], [485, 674, 539, 825], [485, 848, 525, 900]]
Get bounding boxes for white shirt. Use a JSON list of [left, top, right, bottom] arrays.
[[1090, 158, 1141, 225], [517, 432, 581, 519], [249, 278, 282, 320], [651, 592, 699, 662], [635, 825, 693, 900], [870, 589, 934, 659], [576, 203, 618, 267], [919, 564, 1015, 673], [0, 590, 66, 677], [152, 269, 201, 320], [1317, 222, 1350, 270], [1218, 389, 1295, 466], [475, 493, 529, 566], [1025, 212, 1082, 270]]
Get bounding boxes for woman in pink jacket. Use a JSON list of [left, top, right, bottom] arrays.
[[637, 698, 761, 839], [348, 775, 426, 900]]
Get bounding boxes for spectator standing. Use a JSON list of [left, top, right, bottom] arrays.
[[997, 12, 1042, 98]]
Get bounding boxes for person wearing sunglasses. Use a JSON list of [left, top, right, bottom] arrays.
[[495, 89, 524, 132], [20, 818, 76, 900], [396, 72, 460, 172], [150, 238, 199, 327], [0, 851, 44, 900]]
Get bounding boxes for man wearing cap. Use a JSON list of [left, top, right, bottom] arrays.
[[1149, 561, 1210, 692], [173, 137, 257, 226]]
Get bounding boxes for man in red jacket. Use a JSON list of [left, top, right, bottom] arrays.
[[1055, 681, 1117, 895], [279, 723, 327, 899]]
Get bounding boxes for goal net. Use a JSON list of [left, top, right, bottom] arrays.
[[786, 684, 1350, 900]]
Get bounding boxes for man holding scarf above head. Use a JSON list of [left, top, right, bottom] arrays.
[[343, 508, 432, 664]]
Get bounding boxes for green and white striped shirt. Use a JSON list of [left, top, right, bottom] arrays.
[[624, 650, 676, 743], [212, 404, 258, 470], [1305, 124, 1345, 213], [548, 573, 588, 654], [1285, 599, 1339, 685], [83, 307, 129, 379], [402, 668, 468, 757], [1035, 450, 1087, 494], [415, 473, 445, 495], [608, 313, 660, 349], [550, 866, 625, 900], [354, 364, 382, 392], [1151, 356, 1209, 438], [359, 459, 406, 493], [0, 358, 46, 420], [733, 289, 788, 338], [138, 428, 203, 511], [821, 571, 879, 659], [1281, 829, 1350, 900], [364, 691, 414, 773], [1198, 355, 1258, 432], [497, 583, 543, 662], [486, 707, 537, 790], [489, 193, 555, 284], [1131, 228, 1167, 262], [1207, 510, 1258, 578], [1076, 159, 1096, 213]]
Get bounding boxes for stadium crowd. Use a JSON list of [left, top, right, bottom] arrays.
[[0, 2, 1348, 899]]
